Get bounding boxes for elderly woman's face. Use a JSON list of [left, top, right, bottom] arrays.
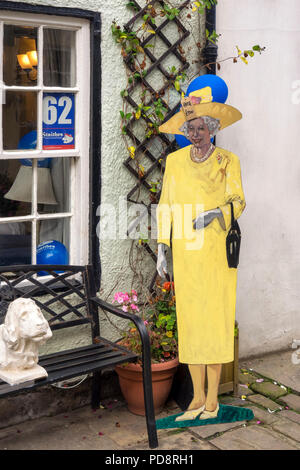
[[187, 117, 211, 149]]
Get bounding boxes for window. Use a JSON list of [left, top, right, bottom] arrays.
[[0, 9, 91, 269]]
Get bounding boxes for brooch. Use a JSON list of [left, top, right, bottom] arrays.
[[216, 154, 223, 164]]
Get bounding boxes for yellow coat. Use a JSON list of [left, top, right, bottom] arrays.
[[156, 145, 246, 364]]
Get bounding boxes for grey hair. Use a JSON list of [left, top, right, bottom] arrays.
[[180, 116, 220, 138]]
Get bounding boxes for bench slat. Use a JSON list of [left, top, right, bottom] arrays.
[[0, 343, 138, 398], [42, 350, 126, 373]]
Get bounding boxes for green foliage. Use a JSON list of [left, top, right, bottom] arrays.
[[111, 21, 140, 56], [153, 98, 168, 121], [193, 0, 218, 15], [163, 3, 180, 21], [119, 282, 178, 364], [206, 28, 220, 44], [126, 1, 139, 12], [149, 181, 159, 193]]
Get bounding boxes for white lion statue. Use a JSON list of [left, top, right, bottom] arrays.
[[0, 298, 52, 385]]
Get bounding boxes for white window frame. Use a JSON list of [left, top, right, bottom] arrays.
[[0, 10, 90, 272]]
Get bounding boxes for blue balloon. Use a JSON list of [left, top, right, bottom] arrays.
[[20, 158, 51, 168], [186, 74, 228, 104], [175, 134, 191, 148], [18, 131, 51, 168], [37, 240, 69, 276], [18, 130, 37, 150], [175, 134, 214, 148]]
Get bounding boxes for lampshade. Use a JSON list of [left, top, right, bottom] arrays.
[[17, 53, 32, 70], [4, 166, 58, 205], [27, 50, 38, 67]]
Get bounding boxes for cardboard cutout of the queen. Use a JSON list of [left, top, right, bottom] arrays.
[[156, 86, 246, 421]]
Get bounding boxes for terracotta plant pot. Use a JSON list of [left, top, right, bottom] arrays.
[[115, 357, 179, 416]]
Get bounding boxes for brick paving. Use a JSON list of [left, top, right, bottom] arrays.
[[0, 351, 299, 450]]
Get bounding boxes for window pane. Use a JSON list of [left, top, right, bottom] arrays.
[[38, 218, 70, 265], [3, 91, 37, 150], [0, 160, 31, 216], [0, 221, 31, 266], [3, 24, 38, 86], [43, 29, 76, 87], [43, 93, 75, 149], [37, 157, 70, 214]]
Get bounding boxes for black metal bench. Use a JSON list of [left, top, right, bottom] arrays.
[[0, 264, 158, 449]]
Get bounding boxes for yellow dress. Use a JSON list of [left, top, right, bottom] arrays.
[[156, 145, 246, 364]]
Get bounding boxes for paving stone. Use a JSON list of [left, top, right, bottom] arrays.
[[247, 394, 283, 411], [246, 405, 281, 425], [210, 424, 300, 450], [130, 430, 215, 450], [241, 351, 300, 393], [277, 410, 300, 425], [219, 395, 250, 407], [237, 385, 255, 396], [278, 394, 300, 412], [250, 381, 288, 400], [189, 420, 246, 439], [271, 418, 300, 443], [0, 409, 123, 450], [239, 371, 258, 385]]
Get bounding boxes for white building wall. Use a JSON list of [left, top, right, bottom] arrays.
[[216, 0, 300, 358]]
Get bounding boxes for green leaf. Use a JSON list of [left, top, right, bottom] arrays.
[[120, 110, 125, 119]]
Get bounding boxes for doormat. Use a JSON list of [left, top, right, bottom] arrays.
[[156, 404, 254, 430]]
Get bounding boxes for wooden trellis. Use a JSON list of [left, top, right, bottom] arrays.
[[122, 0, 191, 291]]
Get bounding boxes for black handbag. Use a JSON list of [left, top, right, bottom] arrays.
[[226, 202, 241, 268]]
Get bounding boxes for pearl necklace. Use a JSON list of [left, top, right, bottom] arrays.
[[190, 143, 215, 163]]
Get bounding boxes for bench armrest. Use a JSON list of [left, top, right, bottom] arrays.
[[89, 296, 151, 365]]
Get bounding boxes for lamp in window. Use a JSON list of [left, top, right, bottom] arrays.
[[4, 160, 58, 206], [4, 131, 57, 206], [17, 50, 38, 81]]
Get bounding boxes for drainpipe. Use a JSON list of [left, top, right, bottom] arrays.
[[202, 4, 218, 74]]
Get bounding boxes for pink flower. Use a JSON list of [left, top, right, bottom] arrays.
[[131, 289, 137, 295], [113, 292, 124, 304], [132, 295, 138, 302], [144, 320, 148, 325], [122, 305, 128, 312], [130, 303, 139, 312], [122, 293, 130, 302]]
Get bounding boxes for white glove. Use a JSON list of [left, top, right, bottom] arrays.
[[193, 208, 224, 230], [156, 243, 168, 278]]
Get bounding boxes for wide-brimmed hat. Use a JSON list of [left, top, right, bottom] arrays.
[[159, 86, 242, 135]]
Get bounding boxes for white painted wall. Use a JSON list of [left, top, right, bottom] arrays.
[[216, 0, 300, 358]]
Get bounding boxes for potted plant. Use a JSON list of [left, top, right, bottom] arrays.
[[114, 281, 179, 416]]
